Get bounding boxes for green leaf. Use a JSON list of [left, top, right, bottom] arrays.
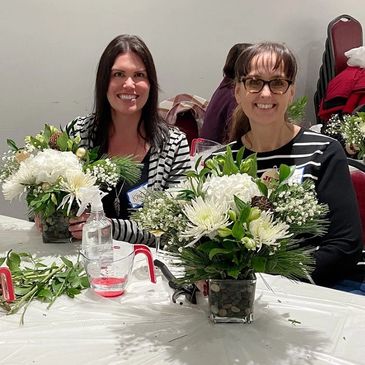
[[197, 241, 220, 253], [227, 267, 240, 279], [251, 256, 267, 272], [43, 124, 52, 140], [234, 196, 251, 223], [236, 147, 245, 166], [56, 132, 69, 151], [51, 281, 63, 294], [255, 179, 268, 197], [6, 139, 19, 151], [15, 286, 33, 296], [279, 164, 292, 183], [37, 288, 53, 301], [231, 220, 244, 240], [208, 248, 234, 260], [222, 146, 239, 175], [60, 257, 73, 268], [0, 256, 6, 266], [66, 287, 81, 298], [240, 154, 257, 177], [6, 252, 21, 272], [80, 276, 90, 288]]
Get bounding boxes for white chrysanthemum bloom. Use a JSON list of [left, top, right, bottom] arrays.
[[2, 178, 27, 200], [249, 211, 292, 249], [181, 196, 229, 242], [2, 158, 37, 199], [58, 171, 97, 215], [203, 173, 262, 209]]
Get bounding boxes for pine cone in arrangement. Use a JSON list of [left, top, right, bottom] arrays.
[[49, 131, 63, 149], [251, 196, 273, 211]]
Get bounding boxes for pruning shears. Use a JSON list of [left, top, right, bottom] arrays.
[[154, 259, 198, 304]]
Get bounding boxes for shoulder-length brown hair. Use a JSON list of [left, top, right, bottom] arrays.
[[227, 42, 297, 143]]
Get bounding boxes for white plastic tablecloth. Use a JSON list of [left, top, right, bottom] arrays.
[[1, 214, 365, 365]]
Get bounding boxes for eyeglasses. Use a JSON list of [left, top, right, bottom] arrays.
[[240, 77, 292, 94]]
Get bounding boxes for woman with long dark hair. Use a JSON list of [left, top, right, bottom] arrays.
[[67, 35, 190, 244]]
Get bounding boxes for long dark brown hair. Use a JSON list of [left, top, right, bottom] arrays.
[[227, 42, 297, 142], [93, 34, 168, 153]]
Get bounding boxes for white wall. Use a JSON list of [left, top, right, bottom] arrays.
[[1, 0, 364, 219]]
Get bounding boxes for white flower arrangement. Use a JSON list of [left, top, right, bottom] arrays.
[[325, 112, 365, 159], [0, 124, 140, 219], [133, 147, 329, 282]]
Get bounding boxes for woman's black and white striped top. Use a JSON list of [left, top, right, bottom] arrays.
[[220, 128, 362, 287], [66, 114, 191, 245]]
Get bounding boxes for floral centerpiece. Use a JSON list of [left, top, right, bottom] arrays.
[[133, 147, 329, 323], [325, 112, 365, 160], [0, 123, 140, 242]]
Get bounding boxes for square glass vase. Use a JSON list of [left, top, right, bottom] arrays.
[[208, 275, 256, 324], [41, 211, 72, 243]]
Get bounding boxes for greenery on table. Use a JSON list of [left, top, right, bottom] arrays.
[[0, 251, 89, 325]]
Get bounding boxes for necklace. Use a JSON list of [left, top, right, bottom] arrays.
[[113, 181, 125, 217]]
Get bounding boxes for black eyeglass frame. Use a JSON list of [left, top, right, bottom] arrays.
[[239, 77, 293, 95]]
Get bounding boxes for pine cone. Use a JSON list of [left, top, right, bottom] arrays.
[[251, 196, 273, 211], [49, 131, 63, 149]]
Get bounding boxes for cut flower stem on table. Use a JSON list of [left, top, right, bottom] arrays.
[[0, 250, 89, 325]]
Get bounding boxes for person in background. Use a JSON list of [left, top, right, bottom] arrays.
[[67, 34, 190, 244], [200, 43, 251, 143], [225, 42, 362, 288]]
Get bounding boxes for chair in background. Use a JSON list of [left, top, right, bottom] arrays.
[[158, 94, 209, 147], [314, 15, 363, 123], [348, 158, 365, 253]]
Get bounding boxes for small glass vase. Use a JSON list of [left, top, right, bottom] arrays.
[[208, 275, 256, 324], [41, 211, 72, 244]]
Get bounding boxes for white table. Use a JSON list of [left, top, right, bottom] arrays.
[[1, 214, 365, 365]]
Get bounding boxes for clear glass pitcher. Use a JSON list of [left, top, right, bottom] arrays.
[[190, 138, 223, 170], [0, 267, 15, 302], [81, 241, 156, 297]]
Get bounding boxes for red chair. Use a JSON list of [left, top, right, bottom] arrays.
[[314, 14, 363, 123], [348, 158, 365, 250]]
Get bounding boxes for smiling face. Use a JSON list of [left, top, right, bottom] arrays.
[[234, 52, 294, 128], [107, 51, 150, 118]]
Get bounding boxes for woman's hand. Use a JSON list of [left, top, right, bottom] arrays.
[[34, 214, 43, 232], [196, 280, 208, 296], [68, 212, 90, 240]]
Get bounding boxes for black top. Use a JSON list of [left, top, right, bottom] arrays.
[[220, 128, 363, 287], [103, 150, 150, 220]]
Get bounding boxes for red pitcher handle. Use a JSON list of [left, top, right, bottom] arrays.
[[134, 245, 157, 283], [0, 267, 15, 302]]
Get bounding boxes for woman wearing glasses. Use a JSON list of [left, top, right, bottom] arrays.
[[227, 42, 362, 288]]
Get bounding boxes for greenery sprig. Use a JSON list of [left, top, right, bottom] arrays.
[[0, 251, 89, 325]]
